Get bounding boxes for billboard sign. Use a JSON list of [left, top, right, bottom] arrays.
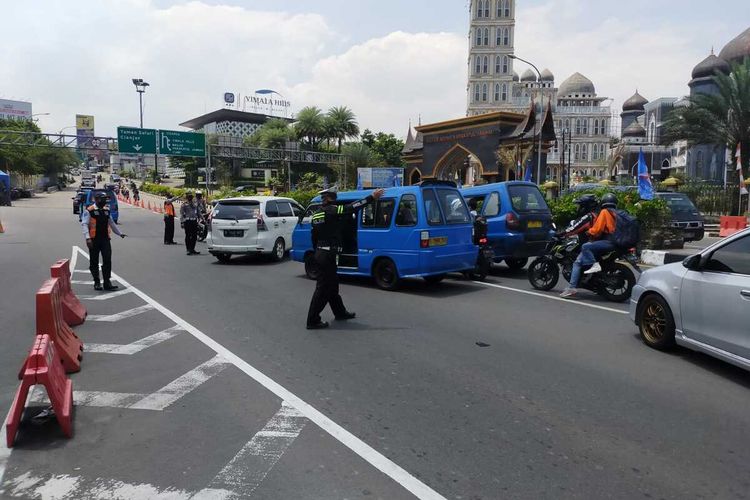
[[0, 99, 32, 121], [76, 114, 95, 154], [357, 168, 404, 188]]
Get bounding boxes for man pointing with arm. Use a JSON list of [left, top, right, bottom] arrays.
[[81, 192, 127, 291]]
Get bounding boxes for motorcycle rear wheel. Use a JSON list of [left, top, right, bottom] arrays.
[[599, 263, 636, 302], [527, 257, 559, 291]]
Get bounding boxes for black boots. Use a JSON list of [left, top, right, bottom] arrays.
[[103, 281, 118, 291], [93, 280, 103, 291]]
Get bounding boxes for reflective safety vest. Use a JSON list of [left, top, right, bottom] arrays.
[[87, 204, 111, 239], [164, 201, 175, 217]]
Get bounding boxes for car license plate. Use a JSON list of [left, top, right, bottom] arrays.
[[683, 231, 694, 239], [527, 221, 542, 229], [429, 236, 448, 246], [223, 229, 244, 238]]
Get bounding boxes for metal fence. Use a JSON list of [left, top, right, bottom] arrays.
[[677, 183, 742, 216]]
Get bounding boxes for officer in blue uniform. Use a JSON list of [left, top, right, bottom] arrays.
[[306, 187, 384, 330]]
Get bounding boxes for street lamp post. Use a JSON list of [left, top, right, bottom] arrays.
[[509, 55, 544, 185], [132, 78, 154, 181]]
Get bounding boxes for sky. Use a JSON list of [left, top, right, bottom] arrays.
[[2, 0, 749, 140]]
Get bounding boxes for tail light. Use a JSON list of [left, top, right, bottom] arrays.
[[506, 212, 520, 230], [420, 230, 429, 248], [479, 237, 488, 245], [257, 216, 268, 231]]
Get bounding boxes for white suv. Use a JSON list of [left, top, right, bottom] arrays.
[[207, 196, 304, 263]]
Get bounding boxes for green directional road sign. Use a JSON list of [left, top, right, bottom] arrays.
[[158, 129, 205, 157], [117, 127, 158, 154]]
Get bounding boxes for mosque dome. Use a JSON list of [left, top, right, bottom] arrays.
[[512, 71, 520, 82], [718, 26, 750, 64], [520, 69, 537, 82], [540, 68, 555, 82], [623, 121, 646, 138], [691, 52, 730, 79], [623, 91, 648, 112], [557, 72, 595, 96]]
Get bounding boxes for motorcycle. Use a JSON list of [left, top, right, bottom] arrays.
[[196, 214, 208, 242], [527, 234, 640, 302], [463, 216, 494, 281]]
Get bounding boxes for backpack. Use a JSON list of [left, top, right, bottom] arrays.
[[610, 209, 640, 248]]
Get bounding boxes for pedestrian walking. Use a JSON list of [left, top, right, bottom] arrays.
[[306, 187, 384, 330], [180, 192, 200, 255], [80, 192, 127, 291], [133, 187, 140, 203], [163, 196, 178, 244]]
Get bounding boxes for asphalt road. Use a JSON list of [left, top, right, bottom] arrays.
[[1, 190, 749, 499]]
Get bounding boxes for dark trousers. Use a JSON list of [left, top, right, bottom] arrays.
[[89, 238, 112, 283], [184, 219, 198, 252], [164, 216, 175, 243], [307, 249, 347, 325]]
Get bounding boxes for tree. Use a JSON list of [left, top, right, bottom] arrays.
[[663, 57, 750, 177], [342, 142, 377, 170], [358, 129, 405, 166], [326, 106, 360, 153], [294, 106, 326, 150], [0, 118, 42, 176]]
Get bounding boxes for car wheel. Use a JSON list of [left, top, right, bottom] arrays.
[[373, 258, 401, 291], [504, 257, 528, 270], [423, 274, 446, 285], [271, 238, 285, 262], [215, 253, 232, 264], [638, 294, 676, 350], [304, 252, 321, 280]]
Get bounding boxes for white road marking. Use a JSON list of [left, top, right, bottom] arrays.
[[474, 280, 629, 315], [129, 355, 231, 411], [5, 471, 197, 500], [72, 269, 88, 274], [71, 280, 96, 285], [197, 403, 307, 497], [29, 389, 146, 409], [79, 288, 134, 300], [88, 304, 155, 322], [0, 408, 12, 495], [73, 246, 446, 500], [86, 325, 185, 354]]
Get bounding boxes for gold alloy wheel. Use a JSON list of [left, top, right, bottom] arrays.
[[641, 301, 667, 344]]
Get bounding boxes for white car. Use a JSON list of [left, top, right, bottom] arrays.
[[630, 228, 750, 370], [207, 196, 304, 263]]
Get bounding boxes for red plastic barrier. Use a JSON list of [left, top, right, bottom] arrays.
[[6, 334, 74, 447], [50, 259, 87, 326], [36, 278, 83, 373], [719, 216, 748, 237]]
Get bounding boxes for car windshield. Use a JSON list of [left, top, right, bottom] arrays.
[[508, 185, 549, 212], [213, 201, 260, 220], [658, 193, 697, 213]]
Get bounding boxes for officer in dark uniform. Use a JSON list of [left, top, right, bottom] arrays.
[[80, 192, 127, 291], [306, 187, 384, 330]]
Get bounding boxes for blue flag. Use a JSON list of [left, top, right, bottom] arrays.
[[524, 160, 533, 182], [356, 172, 362, 190], [638, 148, 654, 200]]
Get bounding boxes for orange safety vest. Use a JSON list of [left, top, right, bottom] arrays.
[[164, 201, 175, 217], [87, 205, 112, 239]]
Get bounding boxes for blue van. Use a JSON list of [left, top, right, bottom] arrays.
[[461, 182, 554, 269], [291, 181, 477, 290]]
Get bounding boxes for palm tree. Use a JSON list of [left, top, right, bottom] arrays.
[[664, 57, 750, 176], [294, 106, 325, 150], [327, 106, 360, 153]]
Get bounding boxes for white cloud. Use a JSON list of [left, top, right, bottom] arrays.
[[289, 31, 467, 136]]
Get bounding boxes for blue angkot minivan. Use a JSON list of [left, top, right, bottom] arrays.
[[291, 181, 477, 290]]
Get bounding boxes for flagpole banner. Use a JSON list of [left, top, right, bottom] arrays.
[[737, 144, 748, 195], [638, 148, 654, 200]]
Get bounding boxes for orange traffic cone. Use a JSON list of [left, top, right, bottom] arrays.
[[147, 201, 152, 211], [0, 219, 4, 233]]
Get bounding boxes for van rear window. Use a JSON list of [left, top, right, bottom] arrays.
[[213, 201, 260, 220], [437, 189, 471, 224], [508, 185, 548, 212]]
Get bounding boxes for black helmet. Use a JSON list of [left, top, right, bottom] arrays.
[[94, 192, 108, 201], [573, 194, 598, 216], [601, 193, 617, 209]]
